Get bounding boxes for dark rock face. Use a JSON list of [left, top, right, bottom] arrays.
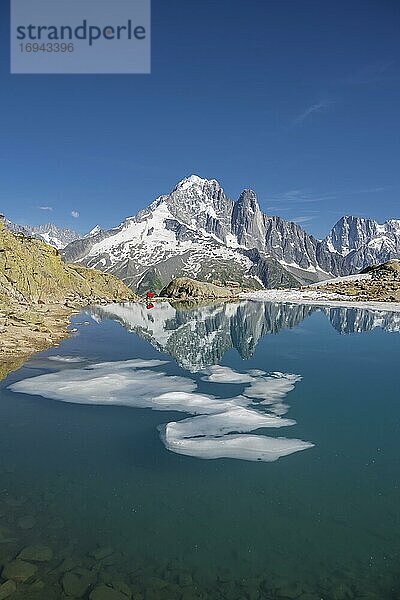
[[61, 176, 400, 292], [231, 190, 266, 250]]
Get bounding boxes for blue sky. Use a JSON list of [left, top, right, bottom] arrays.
[[0, 0, 399, 238]]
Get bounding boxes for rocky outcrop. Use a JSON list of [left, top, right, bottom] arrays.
[[0, 221, 134, 306], [316, 270, 400, 303], [361, 259, 400, 274], [160, 277, 239, 300], [0, 221, 135, 379]]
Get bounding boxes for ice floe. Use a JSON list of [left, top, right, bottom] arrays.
[[47, 355, 86, 363], [9, 359, 313, 463]]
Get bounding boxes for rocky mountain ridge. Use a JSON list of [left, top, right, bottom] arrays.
[[3, 218, 81, 249], [62, 176, 399, 292]]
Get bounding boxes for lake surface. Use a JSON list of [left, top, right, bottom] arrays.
[[0, 300, 399, 599]]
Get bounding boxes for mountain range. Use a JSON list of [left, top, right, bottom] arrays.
[[3, 175, 399, 291], [2, 218, 81, 250], [63, 175, 400, 292]]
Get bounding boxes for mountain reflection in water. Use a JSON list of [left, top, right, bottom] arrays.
[[88, 300, 400, 372], [9, 300, 399, 464]]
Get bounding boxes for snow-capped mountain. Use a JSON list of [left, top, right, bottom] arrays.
[[2, 218, 81, 249], [26, 223, 81, 249], [85, 225, 103, 238], [61, 175, 399, 292], [323, 215, 400, 272], [62, 176, 329, 292]]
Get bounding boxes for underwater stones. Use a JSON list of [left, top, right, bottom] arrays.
[[90, 584, 129, 600], [62, 568, 95, 598], [17, 515, 36, 530], [0, 580, 17, 600], [90, 547, 114, 561], [2, 559, 38, 583], [113, 581, 132, 598], [18, 544, 53, 562], [0, 525, 15, 543], [144, 577, 168, 592], [56, 556, 80, 573]]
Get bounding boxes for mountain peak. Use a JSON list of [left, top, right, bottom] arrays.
[[86, 225, 103, 237], [237, 189, 260, 212], [173, 174, 221, 192]]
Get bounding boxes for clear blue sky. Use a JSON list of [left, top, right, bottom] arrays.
[[0, 0, 399, 238]]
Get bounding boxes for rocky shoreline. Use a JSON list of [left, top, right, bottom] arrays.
[[0, 221, 136, 381], [0, 297, 133, 382]]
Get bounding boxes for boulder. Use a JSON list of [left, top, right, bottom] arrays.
[[62, 569, 95, 598], [0, 580, 17, 600], [2, 559, 37, 583], [90, 584, 129, 600], [18, 544, 53, 562], [160, 277, 238, 300]]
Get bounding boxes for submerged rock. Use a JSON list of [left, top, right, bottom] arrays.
[[113, 581, 132, 598], [90, 584, 129, 600], [62, 568, 95, 598], [55, 556, 80, 573], [18, 544, 53, 562], [0, 580, 17, 600], [90, 546, 114, 561], [2, 559, 37, 583]]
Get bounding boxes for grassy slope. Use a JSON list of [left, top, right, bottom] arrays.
[[0, 221, 135, 306]]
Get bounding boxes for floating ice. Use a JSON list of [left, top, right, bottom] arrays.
[[201, 365, 255, 384], [47, 355, 86, 363], [10, 363, 194, 408], [243, 372, 302, 403], [161, 429, 314, 462], [9, 359, 313, 463]]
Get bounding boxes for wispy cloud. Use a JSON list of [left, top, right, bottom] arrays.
[[268, 189, 337, 206], [291, 215, 317, 224], [267, 184, 395, 208], [71, 210, 80, 219], [37, 205, 53, 211], [293, 100, 334, 125]]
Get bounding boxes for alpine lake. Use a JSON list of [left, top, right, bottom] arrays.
[[0, 299, 399, 600]]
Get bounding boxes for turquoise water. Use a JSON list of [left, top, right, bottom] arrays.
[[0, 300, 399, 599]]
